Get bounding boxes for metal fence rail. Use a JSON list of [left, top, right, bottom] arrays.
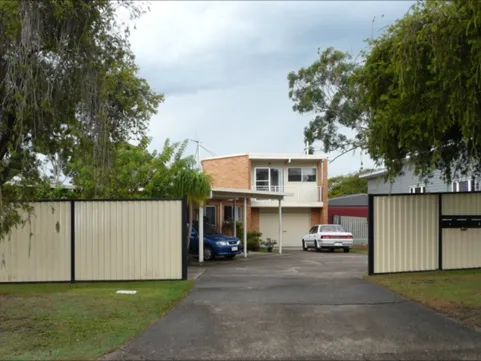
[[333, 215, 368, 245]]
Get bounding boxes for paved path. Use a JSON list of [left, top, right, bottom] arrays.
[[106, 251, 481, 360]]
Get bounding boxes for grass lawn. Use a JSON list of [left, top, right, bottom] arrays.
[[369, 269, 481, 329], [350, 246, 368, 255], [0, 280, 194, 360]]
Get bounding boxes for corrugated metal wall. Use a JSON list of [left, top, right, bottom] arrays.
[[371, 192, 481, 274], [442, 229, 481, 269], [0, 202, 71, 282], [333, 215, 368, 244], [75, 201, 183, 281], [0, 199, 184, 283], [373, 195, 438, 273], [442, 193, 481, 270]]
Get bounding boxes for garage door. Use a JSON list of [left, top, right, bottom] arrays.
[[259, 209, 311, 248]]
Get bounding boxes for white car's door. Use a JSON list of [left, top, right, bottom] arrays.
[[309, 226, 318, 246], [303, 227, 314, 246]]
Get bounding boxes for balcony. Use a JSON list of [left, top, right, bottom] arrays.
[[252, 185, 323, 207]]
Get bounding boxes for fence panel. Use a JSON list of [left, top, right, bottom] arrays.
[[334, 216, 368, 245], [0, 202, 71, 282], [442, 193, 481, 270], [75, 200, 183, 281], [373, 195, 439, 274]]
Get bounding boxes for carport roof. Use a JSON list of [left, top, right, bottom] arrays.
[[210, 187, 291, 200]]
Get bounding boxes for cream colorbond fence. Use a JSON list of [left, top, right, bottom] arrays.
[[0, 199, 187, 283], [368, 192, 481, 275]]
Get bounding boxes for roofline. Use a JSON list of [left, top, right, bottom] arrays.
[[210, 187, 292, 200], [202, 153, 328, 162], [328, 193, 368, 200], [359, 169, 388, 179]]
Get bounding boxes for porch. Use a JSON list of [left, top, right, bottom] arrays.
[[196, 187, 291, 262]]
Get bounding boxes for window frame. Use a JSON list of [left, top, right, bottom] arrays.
[[288, 167, 317, 182], [224, 205, 243, 222], [254, 167, 284, 191], [452, 177, 478, 192], [409, 185, 426, 194]]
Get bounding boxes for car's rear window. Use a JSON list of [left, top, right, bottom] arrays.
[[320, 225, 345, 232]]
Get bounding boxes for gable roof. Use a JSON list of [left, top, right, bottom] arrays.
[[328, 193, 368, 207]]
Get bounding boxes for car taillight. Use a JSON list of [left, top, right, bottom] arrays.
[[321, 235, 331, 239]]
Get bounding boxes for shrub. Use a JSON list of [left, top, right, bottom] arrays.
[[223, 219, 244, 241], [247, 231, 262, 251]]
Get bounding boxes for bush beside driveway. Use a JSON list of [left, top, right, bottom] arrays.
[[0, 281, 194, 360]]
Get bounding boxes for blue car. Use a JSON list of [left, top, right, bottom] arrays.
[[190, 220, 243, 261]]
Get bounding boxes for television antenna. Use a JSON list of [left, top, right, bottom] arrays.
[[189, 139, 217, 169]]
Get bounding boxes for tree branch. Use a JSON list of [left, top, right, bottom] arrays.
[[329, 147, 357, 164]]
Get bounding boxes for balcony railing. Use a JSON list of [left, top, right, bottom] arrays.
[[253, 185, 323, 203]]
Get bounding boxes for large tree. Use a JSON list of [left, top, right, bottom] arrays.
[[0, 0, 162, 237], [289, 0, 481, 183], [329, 170, 372, 198], [67, 137, 200, 199]]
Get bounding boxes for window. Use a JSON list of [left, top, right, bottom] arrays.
[[255, 167, 284, 192], [224, 206, 243, 222], [309, 226, 319, 234], [452, 178, 478, 192], [320, 225, 345, 233], [409, 186, 425, 194], [288, 167, 317, 182]]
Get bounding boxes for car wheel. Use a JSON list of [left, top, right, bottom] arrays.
[[203, 246, 214, 261], [343, 248, 350, 253], [315, 241, 321, 252], [302, 240, 307, 251], [225, 255, 236, 260]]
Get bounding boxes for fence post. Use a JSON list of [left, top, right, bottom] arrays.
[[368, 194, 374, 275], [70, 200, 76, 283], [438, 194, 443, 270], [181, 196, 188, 280]]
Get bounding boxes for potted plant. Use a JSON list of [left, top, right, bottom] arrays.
[[264, 238, 277, 252]]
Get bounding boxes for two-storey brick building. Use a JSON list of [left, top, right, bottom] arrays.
[[201, 153, 328, 248]]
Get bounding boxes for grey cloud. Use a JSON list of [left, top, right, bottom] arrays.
[[136, 1, 415, 97]]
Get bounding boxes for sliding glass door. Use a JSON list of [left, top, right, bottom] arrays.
[[255, 168, 284, 192]]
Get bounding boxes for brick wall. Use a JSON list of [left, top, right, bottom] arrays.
[[201, 155, 251, 189]]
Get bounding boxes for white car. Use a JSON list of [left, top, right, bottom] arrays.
[[302, 224, 353, 253]]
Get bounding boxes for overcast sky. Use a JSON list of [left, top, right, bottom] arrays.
[[127, 1, 415, 177]]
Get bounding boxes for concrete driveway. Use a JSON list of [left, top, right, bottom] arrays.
[[107, 251, 481, 360]]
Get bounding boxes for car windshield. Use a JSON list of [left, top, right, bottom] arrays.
[[320, 225, 345, 233], [192, 220, 219, 235]]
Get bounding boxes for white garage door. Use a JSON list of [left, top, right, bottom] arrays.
[[259, 209, 311, 248]]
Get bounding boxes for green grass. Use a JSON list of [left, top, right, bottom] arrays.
[[369, 269, 481, 328], [0, 281, 194, 360], [350, 247, 368, 254]]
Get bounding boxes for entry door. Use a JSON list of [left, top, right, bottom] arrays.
[[204, 206, 216, 227]]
